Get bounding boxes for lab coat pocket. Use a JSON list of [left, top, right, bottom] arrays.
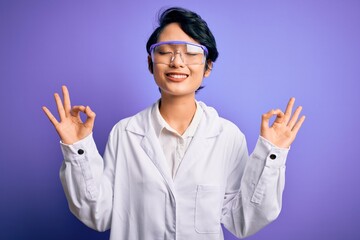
[[195, 185, 222, 234]]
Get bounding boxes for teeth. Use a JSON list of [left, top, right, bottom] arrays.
[[168, 74, 187, 79]]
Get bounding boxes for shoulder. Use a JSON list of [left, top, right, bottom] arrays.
[[198, 101, 245, 140], [109, 103, 155, 136], [220, 117, 244, 137]]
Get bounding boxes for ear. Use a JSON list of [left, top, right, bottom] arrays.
[[204, 61, 213, 77], [147, 55, 153, 74]]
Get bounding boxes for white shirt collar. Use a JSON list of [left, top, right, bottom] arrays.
[[151, 99, 203, 138]]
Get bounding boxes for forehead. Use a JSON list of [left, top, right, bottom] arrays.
[[157, 23, 199, 45]]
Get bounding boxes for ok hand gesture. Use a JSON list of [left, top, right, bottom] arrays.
[[260, 98, 305, 148], [42, 86, 96, 145]]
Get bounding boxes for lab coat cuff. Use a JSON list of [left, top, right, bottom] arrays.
[[60, 133, 97, 161], [254, 136, 289, 168]]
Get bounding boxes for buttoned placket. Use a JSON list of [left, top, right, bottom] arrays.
[[173, 135, 187, 178], [153, 100, 203, 179]]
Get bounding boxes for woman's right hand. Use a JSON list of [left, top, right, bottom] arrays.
[[42, 85, 96, 145]]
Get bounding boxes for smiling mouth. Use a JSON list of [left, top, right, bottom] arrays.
[[166, 73, 188, 79]]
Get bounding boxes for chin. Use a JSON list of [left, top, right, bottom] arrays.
[[161, 89, 196, 97]]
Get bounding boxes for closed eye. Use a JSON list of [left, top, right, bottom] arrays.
[[185, 53, 201, 57], [157, 51, 172, 55]]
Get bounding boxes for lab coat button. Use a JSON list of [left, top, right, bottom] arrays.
[[269, 154, 276, 160], [78, 149, 84, 155]]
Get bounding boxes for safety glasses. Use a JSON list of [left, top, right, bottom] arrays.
[[150, 41, 208, 65]]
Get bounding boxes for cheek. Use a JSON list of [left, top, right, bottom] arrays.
[[153, 67, 162, 77], [152, 63, 166, 73], [152, 68, 164, 85], [191, 67, 206, 79]]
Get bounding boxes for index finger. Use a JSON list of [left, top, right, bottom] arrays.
[[62, 85, 72, 116], [261, 109, 283, 129], [284, 97, 295, 122]]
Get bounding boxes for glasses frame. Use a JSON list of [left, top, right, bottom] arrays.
[[149, 41, 209, 65]]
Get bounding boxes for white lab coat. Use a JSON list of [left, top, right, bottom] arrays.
[[60, 101, 289, 240]]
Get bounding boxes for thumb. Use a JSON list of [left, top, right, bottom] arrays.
[[273, 109, 285, 124], [261, 109, 275, 130]]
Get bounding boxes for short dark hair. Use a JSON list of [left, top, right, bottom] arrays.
[[146, 7, 219, 63]]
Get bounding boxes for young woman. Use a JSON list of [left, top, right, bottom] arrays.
[[42, 7, 305, 240]]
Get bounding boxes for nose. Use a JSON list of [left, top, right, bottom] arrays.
[[170, 51, 185, 67]]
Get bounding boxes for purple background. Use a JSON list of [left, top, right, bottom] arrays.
[[1, 0, 359, 239]]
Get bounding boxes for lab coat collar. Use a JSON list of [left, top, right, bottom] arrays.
[[124, 101, 223, 188], [125, 101, 222, 138], [152, 99, 204, 139]]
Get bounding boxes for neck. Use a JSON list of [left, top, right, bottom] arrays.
[[159, 94, 197, 135]]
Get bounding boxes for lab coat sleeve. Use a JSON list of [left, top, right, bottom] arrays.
[[59, 130, 118, 232], [221, 135, 289, 238]]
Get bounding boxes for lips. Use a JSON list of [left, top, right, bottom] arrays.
[[166, 73, 189, 81]]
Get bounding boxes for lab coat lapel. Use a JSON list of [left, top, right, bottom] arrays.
[[126, 104, 175, 195], [174, 103, 222, 180], [174, 134, 212, 180], [140, 131, 175, 193]]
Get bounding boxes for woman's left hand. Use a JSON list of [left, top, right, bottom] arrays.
[[260, 97, 305, 148]]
